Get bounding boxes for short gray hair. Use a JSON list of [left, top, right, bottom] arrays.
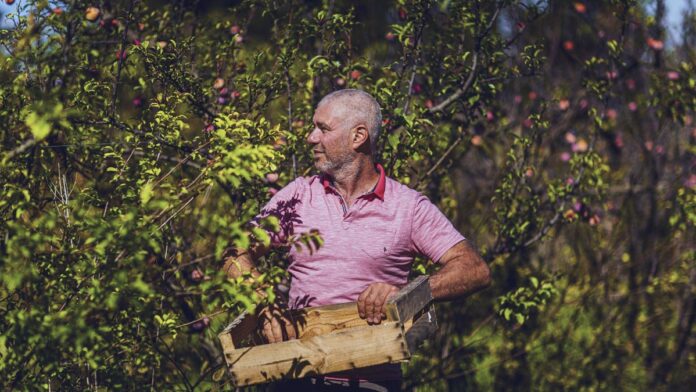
[[317, 89, 382, 152]]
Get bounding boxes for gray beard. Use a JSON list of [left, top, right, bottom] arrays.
[[316, 151, 357, 177]]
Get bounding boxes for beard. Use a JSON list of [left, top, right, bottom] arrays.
[[315, 149, 355, 175]]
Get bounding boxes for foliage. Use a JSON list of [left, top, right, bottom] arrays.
[[0, 0, 694, 390]]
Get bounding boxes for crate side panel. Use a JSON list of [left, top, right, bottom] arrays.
[[225, 321, 409, 387]]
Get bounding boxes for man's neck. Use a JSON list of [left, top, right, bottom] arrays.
[[328, 157, 379, 205]]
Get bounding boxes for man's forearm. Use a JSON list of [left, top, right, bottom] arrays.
[[429, 240, 491, 301]]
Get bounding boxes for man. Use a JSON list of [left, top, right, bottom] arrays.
[[223, 89, 491, 390]]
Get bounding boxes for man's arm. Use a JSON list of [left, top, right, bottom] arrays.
[[358, 239, 490, 324], [429, 239, 491, 300]]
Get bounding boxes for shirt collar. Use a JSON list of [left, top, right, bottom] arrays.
[[321, 163, 386, 200]]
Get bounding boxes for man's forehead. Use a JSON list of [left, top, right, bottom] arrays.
[[314, 100, 350, 122]]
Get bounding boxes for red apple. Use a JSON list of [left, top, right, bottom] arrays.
[[190, 320, 207, 332], [213, 78, 225, 89], [385, 32, 395, 41], [573, 138, 588, 152], [574, 2, 586, 13], [350, 70, 362, 80], [558, 99, 570, 111], [398, 7, 407, 20], [564, 209, 578, 221], [565, 132, 577, 144], [626, 79, 636, 90], [646, 37, 664, 51], [85, 6, 100, 22], [411, 83, 422, 94], [115, 49, 127, 61], [589, 215, 601, 226], [230, 25, 241, 35], [335, 77, 346, 87], [191, 269, 204, 282], [563, 40, 575, 51]]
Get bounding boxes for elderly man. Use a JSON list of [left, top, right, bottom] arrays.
[[223, 89, 490, 390]]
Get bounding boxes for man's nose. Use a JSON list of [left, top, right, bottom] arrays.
[[307, 127, 321, 144]]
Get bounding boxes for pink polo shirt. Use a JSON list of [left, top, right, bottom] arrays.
[[257, 164, 465, 309]]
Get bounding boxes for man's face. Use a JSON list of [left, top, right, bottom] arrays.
[[307, 101, 355, 174]]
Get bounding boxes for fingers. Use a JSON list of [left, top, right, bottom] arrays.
[[260, 307, 297, 343], [358, 283, 399, 325], [270, 314, 283, 342], [283, 317, 297, 339], [357, 286, 370, 319]]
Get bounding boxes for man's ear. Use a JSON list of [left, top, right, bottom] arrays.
[[351, 124, 370, 150]]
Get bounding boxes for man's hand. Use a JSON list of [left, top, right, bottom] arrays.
[[357, 282, 399, 325], [257, 305, 297, 343]]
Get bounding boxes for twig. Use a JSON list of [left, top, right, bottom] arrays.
[[157, 196, 195, 230], [174, 309, 227, 329], [428, 51, 479, 113], [2, 138, 37, 164]]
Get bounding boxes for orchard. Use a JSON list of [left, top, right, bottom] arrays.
[[0, 0, 694, 390]]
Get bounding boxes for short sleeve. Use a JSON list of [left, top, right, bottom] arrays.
[[410, 195, 466, 262], [253, 178, 304, 246]]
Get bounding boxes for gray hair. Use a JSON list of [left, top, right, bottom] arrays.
[[317, 89, 382, 152]]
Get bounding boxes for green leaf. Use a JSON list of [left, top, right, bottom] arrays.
[[140, 182, 154, 206], [25, 112, 52, 141]]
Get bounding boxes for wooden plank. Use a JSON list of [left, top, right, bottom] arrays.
[[388, 275, 433, 322], [404, 305, 438, 355], [224, 321, 409, 387], [290, 302, 398, 339]]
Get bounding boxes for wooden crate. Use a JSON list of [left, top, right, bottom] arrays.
[[218, 276, 437, 387]]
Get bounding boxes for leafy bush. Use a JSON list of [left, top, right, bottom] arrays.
[[1, 0, 693, 390]]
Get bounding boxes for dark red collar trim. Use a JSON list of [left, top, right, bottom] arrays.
[[373, 163, 386, 200], [321, 163, 386, 200]]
